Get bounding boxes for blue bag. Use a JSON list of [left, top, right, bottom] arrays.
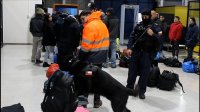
[[182, 60, 198, 73], [53, 54, 57, 63]]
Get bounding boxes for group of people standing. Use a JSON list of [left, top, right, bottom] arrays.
[[29, 3, 199, 109], [124, 9, 199, 100], [29, 3, 119, 108]]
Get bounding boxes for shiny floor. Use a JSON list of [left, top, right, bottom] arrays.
[[1, 45, 199, 112]]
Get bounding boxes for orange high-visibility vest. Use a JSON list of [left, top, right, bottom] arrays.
[[81, 11, 109, 52]]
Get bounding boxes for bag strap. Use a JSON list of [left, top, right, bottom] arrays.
[[174, 73, 185, 93], [42, 73, 55, 103]]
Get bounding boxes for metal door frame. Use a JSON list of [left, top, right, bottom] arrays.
[[120, 4, 139, 45]]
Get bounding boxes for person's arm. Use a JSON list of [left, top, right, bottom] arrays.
[[190, 26, 199, 42], [81, 25, 96, 52], [29, 19, 33, 33], [175, 24, 183, 40]]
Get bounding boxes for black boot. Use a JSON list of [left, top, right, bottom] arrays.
[[35, 59, 43, 64], [139, 93, 145, 99], [43, 62, 50, 67]]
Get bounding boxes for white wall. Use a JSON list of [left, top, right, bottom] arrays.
[[3, 0, 42, 44]]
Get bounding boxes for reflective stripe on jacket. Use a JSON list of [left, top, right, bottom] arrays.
[[81, 11, 109, 52]]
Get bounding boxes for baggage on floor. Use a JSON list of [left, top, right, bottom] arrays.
[[157, 70, 185, 93], [154, 52, 166, 63], [163, 57, 182, 67], [119, 56, 130, 68], [147, 66, 160, 87], [182, 60, 198, 73], [41, 70, 78, 112], [1, 103, 25, 112]]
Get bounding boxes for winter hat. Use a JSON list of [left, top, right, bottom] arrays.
[[88, 2, 96, 10], [106, 8, 114, 14], [36, 8, 44, 15], [141, 10, 151, 16]]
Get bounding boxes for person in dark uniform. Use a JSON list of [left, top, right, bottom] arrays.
[[124, 10, 160, 99]]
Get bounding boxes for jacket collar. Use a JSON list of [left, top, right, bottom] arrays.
[[87, 11, 102, 23]]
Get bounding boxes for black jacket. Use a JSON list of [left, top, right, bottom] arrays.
[[42, 21, 56, 46], [30, 15, 44, 37], [127, 22, 160, 53], [103, 15, 119, 39], [54, 15, 81, 55], [185, 24, 199, 47]]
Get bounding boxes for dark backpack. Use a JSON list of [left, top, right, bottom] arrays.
[[164, 57, 182, 67], [119, 56, 130, 68], [1, 103, 25, 112], [147, 66, 160, 87], [157, 70, 185, 93], [41, 70, 78, 112]]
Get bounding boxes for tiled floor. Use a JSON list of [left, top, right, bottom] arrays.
[[1, 45, 199, 112]]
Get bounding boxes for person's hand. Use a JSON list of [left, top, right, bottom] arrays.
[[123, 49, 132, 57], [147, 28, 154, 36]]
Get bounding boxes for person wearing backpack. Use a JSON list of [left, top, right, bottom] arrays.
[[54, 11, 81, 71], [185, 17, 199, 60]]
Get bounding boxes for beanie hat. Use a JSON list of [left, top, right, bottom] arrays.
[[141, 10, 151, 16], [106, 8, 114, 15], [88, 2, 96, 10], [36, 8, 44, 15]]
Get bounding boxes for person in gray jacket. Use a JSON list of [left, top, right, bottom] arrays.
[[102, 8, 119, 68], [30, 8, 44, 64]]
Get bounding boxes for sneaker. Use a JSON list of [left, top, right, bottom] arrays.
[[102, 63, 109, 68], [43, 62, 50, 67], [139, 93, 145, 99], [111, 63, 117, 68], [93, 99, 102, 108], [35, 59, 43, 64]]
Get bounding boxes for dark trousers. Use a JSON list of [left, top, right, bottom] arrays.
[[82, 64, 102, 102], [127, 51, 151, 94], [93, 64, 102, 101], [187, 46, 194, 59], [171, 41, 179, 58], [57, 53, 73, 71]]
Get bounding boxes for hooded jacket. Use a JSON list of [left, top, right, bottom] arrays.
[[30, 15, 44, 37], [169, 21, 183, 41], [79, 11, 109, 64], [54, 14, 81, 55]]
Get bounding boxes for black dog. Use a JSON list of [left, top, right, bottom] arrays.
[[66, 59, 133, 112]]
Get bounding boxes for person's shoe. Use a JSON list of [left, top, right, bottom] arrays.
[[102, 63, 109, 68], [31, 60, 35, 63], [139, 93, 145, 99], [43, 62, 50, 67], [93, 99, 102, 108], [111, 63, 117, 68], [35, 59, 43, 64]]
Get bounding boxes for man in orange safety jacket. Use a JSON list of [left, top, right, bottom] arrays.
[[78, 5, 109, 108]]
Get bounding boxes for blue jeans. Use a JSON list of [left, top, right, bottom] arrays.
[[106, 39, 117, 64]]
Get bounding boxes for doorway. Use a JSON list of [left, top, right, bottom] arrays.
[[0, 0, 3, 48]]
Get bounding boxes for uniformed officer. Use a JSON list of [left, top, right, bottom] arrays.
[[124, 10, 160, 99]]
